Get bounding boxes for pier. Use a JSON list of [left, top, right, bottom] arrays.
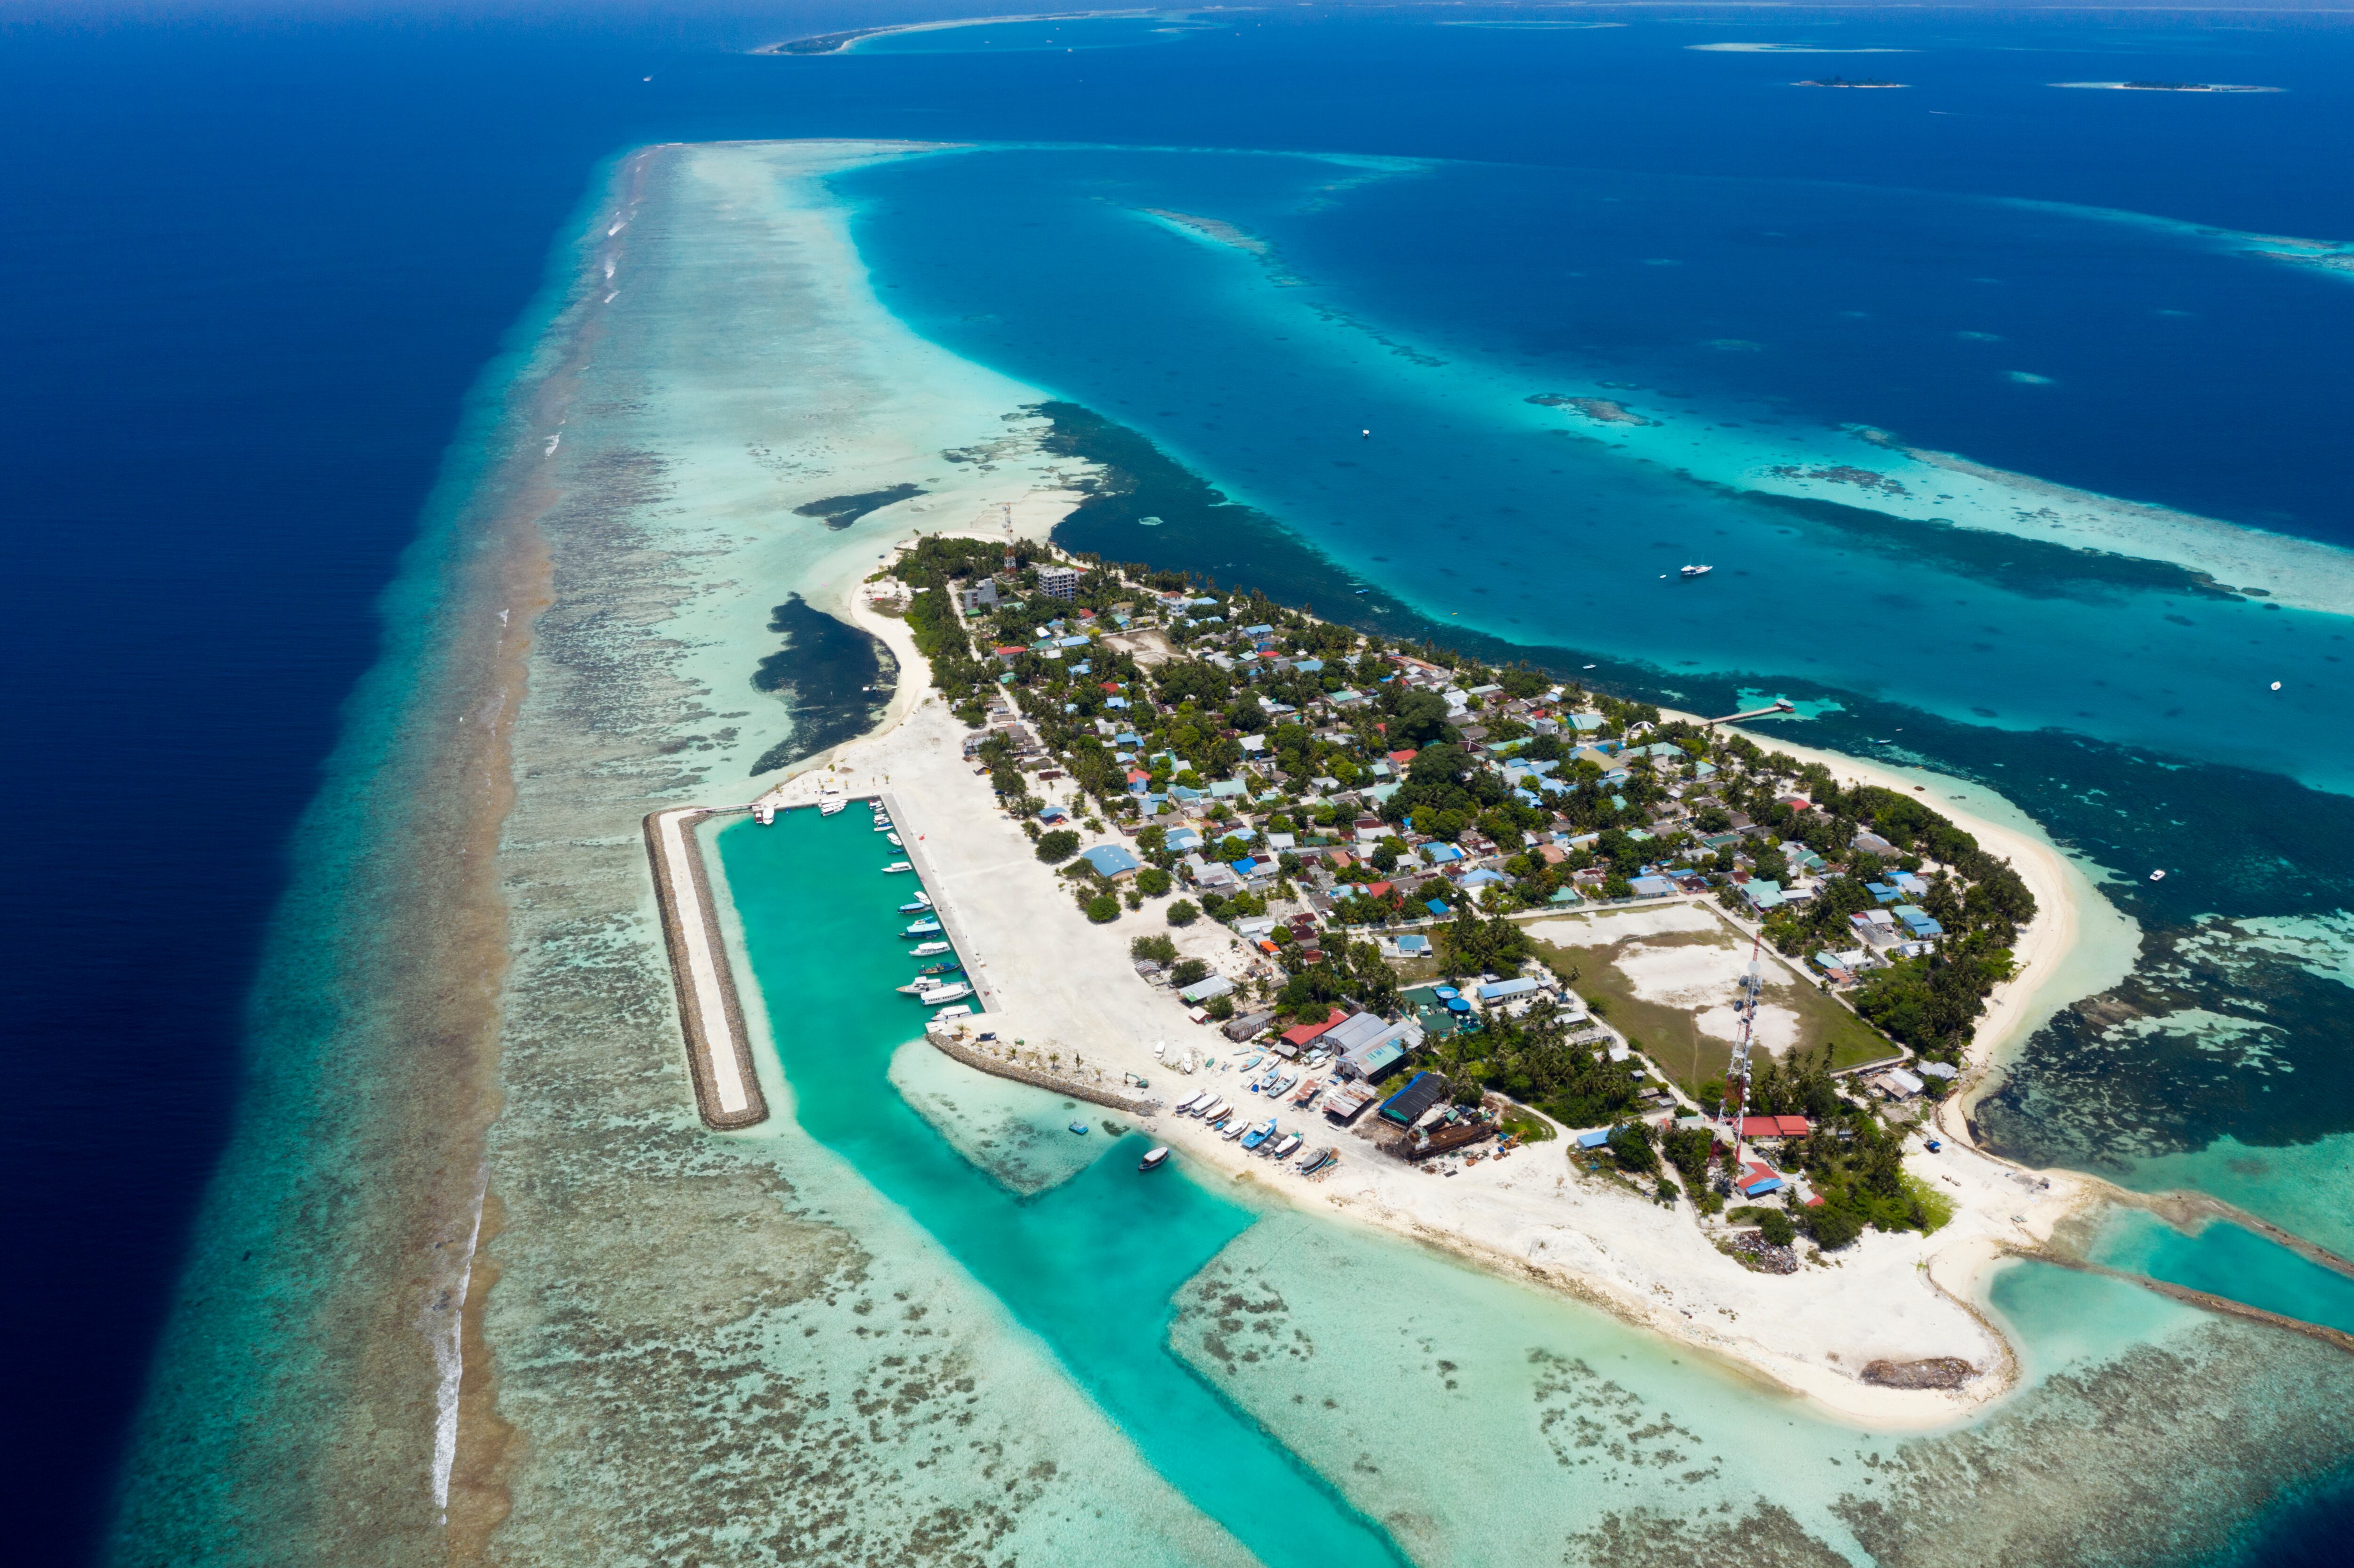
[[643, 807, 769, 1130], [1704, 698, 1797, 727]]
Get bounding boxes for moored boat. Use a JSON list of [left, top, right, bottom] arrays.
[[1680, 563, 1713, 578], [915, 980, 973, 1005], [887, 832, 904, 848], [1139, 1146, 1171, 1172], [752, 801, 775, 825], [930, 1003, 972, 1022], [909, 940, 951, 956], [915, 960, 960, 977], [1068, 1121, 1090, 1136], [881, 860, 914, 874], [820, 798, 846, 816], [903, 918, 943, 936]]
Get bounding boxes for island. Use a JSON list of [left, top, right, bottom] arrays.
[[1527, 391, 1657, 426]]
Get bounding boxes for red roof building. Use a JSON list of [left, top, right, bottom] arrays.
[[1740, 1115, 1814, 1140], [1282, 1008, 1348, 1049], [1387, 748, 1419, 767]]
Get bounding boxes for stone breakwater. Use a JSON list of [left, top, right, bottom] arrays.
[[927, 1031, 1161, 1118], [643, 806, 768, 1130]]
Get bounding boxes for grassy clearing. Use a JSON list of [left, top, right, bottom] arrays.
[[1531, 927, 1893, 1096]]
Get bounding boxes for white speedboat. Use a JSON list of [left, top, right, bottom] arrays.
[[887, 832, 904, 848], [916, 980, 974, 1005], [1680, 563, 1713, 578], [752, 801, 775, 825]]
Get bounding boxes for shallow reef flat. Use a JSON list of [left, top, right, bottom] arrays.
[[461, 140, 1253, 1563], [1172, 1211, 2354, 1568]]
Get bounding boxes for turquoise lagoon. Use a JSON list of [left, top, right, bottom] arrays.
[[709, 805, 2354, 1565]]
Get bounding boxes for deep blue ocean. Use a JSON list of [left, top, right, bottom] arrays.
[[4, 5, 2349, 1563]]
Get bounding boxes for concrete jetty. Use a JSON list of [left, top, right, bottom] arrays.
[[643, 806, 768, 1130]]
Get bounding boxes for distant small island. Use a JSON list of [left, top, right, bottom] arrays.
[[1528, 393, 1656, 427], [1796, 77, 1908, 89], [757, 9, 1151, 56], [2050, 80, 2283, 93]]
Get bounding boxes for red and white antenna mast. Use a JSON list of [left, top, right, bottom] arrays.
[[1723, 932, 1766, 1179]]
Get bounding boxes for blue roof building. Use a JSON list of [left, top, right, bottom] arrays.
[[1425, 897, 1452, 917], [1080, 844, 1141, 878], [1893, 904, 1945, 937]]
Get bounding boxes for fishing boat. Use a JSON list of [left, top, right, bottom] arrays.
[[902, 918, 943, 936], [1298, 1148, 1335, 1176], [915, 960, 960, 977], [1175, 1090, 1207, 1115], [1240, 1118, 1277, 1151], [1139, 1146, 1171, 1173], [871, 819, 893, 833], [1196, 1098, 1229, 1123], [1680, 563, 1713, 578], [1270, 1133, 1303, 1161], [1220, 1118, 1249, 1142], [908, 940, 951, 956], [881, 860, 914, 874], [1068, 1121, 1090, 1136], [915, 980, 974, 1005]]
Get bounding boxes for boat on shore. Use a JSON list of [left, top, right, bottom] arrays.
[[1175, 1090, 1207, 1115], [1270, 1133, 1303, 1161], [1196, 1098, 1229, 1123], [1298, 1147, 1336, 1176], [1220, 1117, 1249, 1141], [1240, 1118, 1277, 1151], [908, 940, 951, 956], [1139, 1146, 1171, 1172]]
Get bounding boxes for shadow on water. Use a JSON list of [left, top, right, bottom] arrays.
[[749, 593, 897, 776], [716, 808, 1407, 1568]]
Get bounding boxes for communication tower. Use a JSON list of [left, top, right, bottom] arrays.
[[1722, 933, 1766, 1179]]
